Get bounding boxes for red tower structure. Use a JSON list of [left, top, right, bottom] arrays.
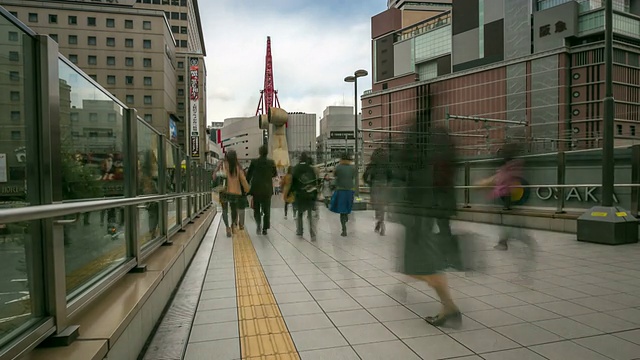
[[255, 36, 281, 115]]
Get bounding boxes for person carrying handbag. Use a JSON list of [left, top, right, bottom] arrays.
[[213, 150, 250, 237]]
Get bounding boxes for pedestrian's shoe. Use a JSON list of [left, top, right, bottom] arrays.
[[226, 227, 232, 238], [256, 226, 261, 235], [425, 311, 462, 328], [374, 221, 381, 233], [341, 230, 347, 237], [262, 229, 268, 235], [494, 241, 508, 251], [310, 235, 317, 241], [379, 222, 386, 236]]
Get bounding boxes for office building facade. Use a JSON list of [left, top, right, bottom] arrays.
[[363, 0, 640, 157], [286, 112, 316, 164], [219, 117, 263, 168], [317, 106, 361, 161]]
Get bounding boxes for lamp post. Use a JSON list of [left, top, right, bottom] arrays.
[[344, 69, 368, 198], [576, 0, 638, 245]]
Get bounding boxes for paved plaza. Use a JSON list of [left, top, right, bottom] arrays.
[[184, 204, 640, 360]]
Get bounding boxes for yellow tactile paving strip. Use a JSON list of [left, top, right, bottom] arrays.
[[233, 229, 300, 360]]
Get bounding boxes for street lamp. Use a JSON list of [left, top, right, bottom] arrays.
[[344, 69, 368, 198]]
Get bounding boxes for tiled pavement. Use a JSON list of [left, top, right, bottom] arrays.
[[185, 204, 640, 360]]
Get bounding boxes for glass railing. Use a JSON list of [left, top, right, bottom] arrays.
[[0, 8, 213, 359]]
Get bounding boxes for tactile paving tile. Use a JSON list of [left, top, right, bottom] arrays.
[[233, 230, 300, 360]]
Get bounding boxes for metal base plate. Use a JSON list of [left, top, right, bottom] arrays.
[[577, 206, 638, 245], [38, 325, 80, 348]]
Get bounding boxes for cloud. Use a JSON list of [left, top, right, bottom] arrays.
[[199, 0, 385, 131]]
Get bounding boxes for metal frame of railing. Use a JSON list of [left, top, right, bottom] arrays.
[[0, 8, 214, 359]]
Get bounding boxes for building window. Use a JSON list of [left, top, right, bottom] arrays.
[[70, 112, 79, 122], [10, 91, 20, 101], [126, 95, 134, 104], [632, 126, 637, 136], [11, 111, 20, 121], [143, 58, 152, 67], [88, 36, 97, 46], [144, 76, 152, 86], [49, 14, 57, 24], [108, 113, 116, 122], [144, 114, 152, 122], [9, 51, 19, 61], [10, 71, 19, 81], [144, 96, 152, 104], [125, 19, 133, 29], [88, 55, 97, 65], [106, 18, 115, 27], [69, 54, 78, 64], [69, 35, 78, 44], [126, 76, 134, 85], [107, 37, 115, 46], [171, 12, 179, 19], [88, 17, 96, 26], [125, 38, 133, 47], [177, 61, 184, 69], [143, 21, 151, 30], [180, 40, 187, 48], [181, 0, 187, 5], [180, 12, 187, 20], [178, 102, 184, 110], [68, 15, 77, 25], [125, 57, 134, 66], [617, 124, 623, 135], [107, 56, 115, 65], [107, 75, 116, 85], [143, 39, 151, 49], [180, 26, 187, 34], [177, 88, 184, 96], [89, 75, 97, 81], [171, 25, 179, 33], [49, 34, 58, 42], [178, 75, 184, 82], [89, 131, 98, 138], [9, 11, 17, 18], [28, 13, 38, 22], [9, 31, 18, 41], [11, 131, 21, 140], [89, 113, 98, 122]]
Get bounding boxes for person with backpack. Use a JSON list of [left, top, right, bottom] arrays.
[[330, 153, 356, 237], [289, 152, 319, 240], [246, 145, 278, 235]]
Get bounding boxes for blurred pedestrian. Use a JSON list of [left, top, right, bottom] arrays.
[[290, 152, 318, 240], [214, 150, 250, 237], [330, 153, 356, 237], [281, 166, 296, 219], [247, 145, 278, 235], [363, 148, 392, 235]]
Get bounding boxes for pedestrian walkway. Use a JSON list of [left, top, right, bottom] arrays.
[[182, 204, 640, 360]]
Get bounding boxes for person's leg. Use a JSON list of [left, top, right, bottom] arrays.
[[340, 213, 348, 236], [495, 196, 511, 250], [230, 198, 239, 230], [296, 204, 304, 236], [284, 202, 289, 217], [263, 196, 272, 230], [308, 208, 316, 240], [253, 197, 262, 234], [412, 274, 460, 326], [221, 201, 231, 237]]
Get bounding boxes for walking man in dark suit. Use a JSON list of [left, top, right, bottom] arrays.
[[247, 145, 278, 235]]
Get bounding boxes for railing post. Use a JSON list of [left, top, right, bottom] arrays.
[[631, 145, 640, 217], [556, 151, 566, 214], [186, 156, 194, 222], [158, 135, 171, 245], [124, 108, 144, 272], [463, 162, 471, 208]]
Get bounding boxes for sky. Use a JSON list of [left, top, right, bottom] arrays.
[[198, 0, 387, 131]]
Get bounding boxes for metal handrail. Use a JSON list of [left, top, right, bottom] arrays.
[[0, 192, 208, 224]]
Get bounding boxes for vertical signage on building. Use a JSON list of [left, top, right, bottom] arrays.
[[189, 58, 200, 158], [0, 154, 6, 182]]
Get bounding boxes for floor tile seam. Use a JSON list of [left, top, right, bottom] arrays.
[[232, 228, 300, 358]]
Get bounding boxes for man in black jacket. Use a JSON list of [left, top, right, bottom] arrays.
[[290, 152, 319, 240], [247, 145, 278, 235]]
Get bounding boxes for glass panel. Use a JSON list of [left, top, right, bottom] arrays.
[[58, 60, 125, 200], [181, 197, 188, 222], [64, 207, 127, 297], [168, 199, 178, 231], [139, 201, 160, 248], [0, 15, 42, 346], [165, 141, 177, 194], [137, 123, 159, 195]]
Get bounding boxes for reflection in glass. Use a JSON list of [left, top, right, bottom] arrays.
[[168, 199, 178, 230], [0, 16, 41, 346], [139, 201, 160, 248], [137, 123, 159, 195], [181, 197, 188, 222], [166, 140, 178, 194], [64, 208, 127, 297], [58, 60, 125, 200]]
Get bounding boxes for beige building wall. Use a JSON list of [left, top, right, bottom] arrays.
[[3, 0, 178, 137]]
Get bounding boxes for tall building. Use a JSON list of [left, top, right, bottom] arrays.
[[1, 0, 207, 161], [363, 0, 640, 157], [286, 112, 316, 164], [317, 106, 361, 161], [219, 117, 263, 167]]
